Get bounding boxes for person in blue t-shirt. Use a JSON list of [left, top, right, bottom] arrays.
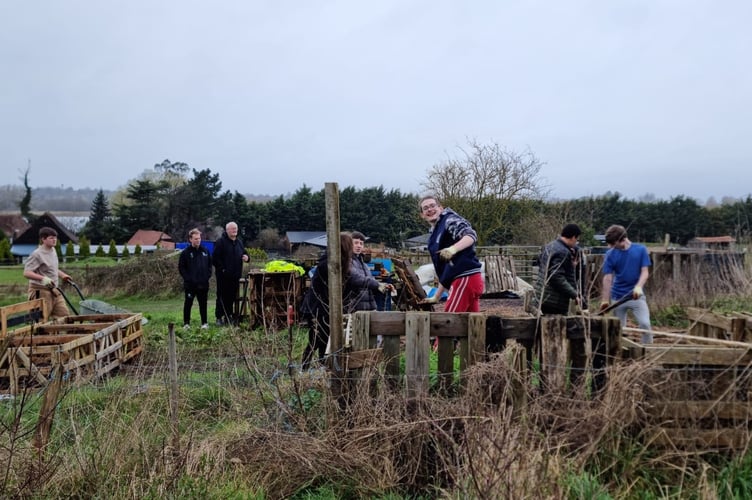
[[600, 225, 653, 343]]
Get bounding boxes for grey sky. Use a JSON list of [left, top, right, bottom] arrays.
[[2, 1, 750, 203]]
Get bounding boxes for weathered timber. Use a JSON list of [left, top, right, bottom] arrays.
[[1, 299, 46, 336], [404, 312, 431, 397]]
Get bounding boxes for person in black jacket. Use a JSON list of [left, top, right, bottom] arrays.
[[534, 223, 587, 315], [179, 228, 213, 329], [300, 232, 353, 370], [212, 221, 249, 325]]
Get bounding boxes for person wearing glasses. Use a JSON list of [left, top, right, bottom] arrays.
[[534, 223, 586, 315], [419, 195, 483, 312], [600, 224, 652, 343]]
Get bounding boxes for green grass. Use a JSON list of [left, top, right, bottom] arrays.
[[0, 265, 27, 286]]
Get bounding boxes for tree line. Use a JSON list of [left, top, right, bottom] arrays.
[[10, 142, 752, 249], [79, 166, 752, 249]]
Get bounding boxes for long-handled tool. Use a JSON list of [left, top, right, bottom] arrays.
[[596, 293, 633, 316], [54, 284, 79, 315]]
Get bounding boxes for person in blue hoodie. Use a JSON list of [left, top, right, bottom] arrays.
[[178, 228, 212, 329], [419, 195, 484, 312]]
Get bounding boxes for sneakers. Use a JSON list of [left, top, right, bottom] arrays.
[[183, 324, 191, 330], [200, 323, 209, 330]]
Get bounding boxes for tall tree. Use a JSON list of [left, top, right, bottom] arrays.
[[82, 189, 112, 243], [421, 139, 548, 244], [19, 163, 34, 222]]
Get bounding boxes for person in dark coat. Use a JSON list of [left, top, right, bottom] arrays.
[[346, 231, 389, 313], [212, 221, 249, 325], [300, 232, 353, 370], [534, 223, 587, 315], [178, 228, 212, 329]]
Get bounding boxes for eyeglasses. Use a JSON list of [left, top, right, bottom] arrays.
[[421, 203, 438, 212]]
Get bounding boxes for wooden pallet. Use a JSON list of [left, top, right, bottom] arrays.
[[0, 302, 144, 395]]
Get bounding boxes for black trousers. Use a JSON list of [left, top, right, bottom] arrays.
[[183, 287, 208, 325], [301, 312, 330, 370], [215, 274, 240, 323]]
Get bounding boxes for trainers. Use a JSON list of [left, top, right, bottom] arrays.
[[200, 323, 209, 330], [183, 324, 191, 330]]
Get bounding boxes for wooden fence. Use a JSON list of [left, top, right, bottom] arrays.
[[345, 310, 622, 397]]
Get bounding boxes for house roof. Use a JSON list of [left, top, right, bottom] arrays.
[[12, 212, 79, 244], [127, 230, 175, 249], [0, 214, 30, 240]]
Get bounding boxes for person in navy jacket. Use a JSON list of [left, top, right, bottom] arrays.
[[420, 195, 484, 312], [178, 228, 212, 329]]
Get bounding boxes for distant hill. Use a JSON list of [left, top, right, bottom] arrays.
[[0, 185, 276, 213]]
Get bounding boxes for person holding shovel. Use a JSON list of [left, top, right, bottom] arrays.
[[600, 224, 653, 343], [534, 223, 587, 315], [179, 228, 212, 330], [23, 226, 73, 319]]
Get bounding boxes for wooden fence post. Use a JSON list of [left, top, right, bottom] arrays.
[[405, 312, 430, 398], [540, 315, 568, 392], [33, 349, 64, 458]]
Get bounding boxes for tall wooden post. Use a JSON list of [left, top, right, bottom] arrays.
[[324, 183, 344, 382]]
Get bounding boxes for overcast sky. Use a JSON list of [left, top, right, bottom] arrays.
[[2, 1, 750, 203]]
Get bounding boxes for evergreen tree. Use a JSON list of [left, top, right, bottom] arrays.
[[55, 239, 62, 259], [95, 244, 106, 257], [108, 239, 118, 259], [65, 241, 75, 261], [79, 235, 91, 258], [121, 245, 130, 259], [0, 239, 11, 261], [82, 189, 112, 243], [134, 244, 142, 256]]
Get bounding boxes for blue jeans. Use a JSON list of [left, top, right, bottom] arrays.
[[613, 295, 652, 344]]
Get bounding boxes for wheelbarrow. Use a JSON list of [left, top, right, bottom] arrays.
[[57, 280, 148, 325]]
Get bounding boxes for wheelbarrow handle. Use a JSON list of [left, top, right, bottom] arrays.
[[55, 286, 79, 315], [66, 280, 86, 301]]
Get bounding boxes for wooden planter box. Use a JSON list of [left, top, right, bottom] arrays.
[[1, 300, 144, 395]]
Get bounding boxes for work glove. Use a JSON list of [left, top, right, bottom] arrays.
[[438, 245, 457, 261], [377, 283, 389, 294], [41, 277, 54, 288], [599, 301, 610, 313], [632, 286, 643, 299], [423, 295, 439, 304]]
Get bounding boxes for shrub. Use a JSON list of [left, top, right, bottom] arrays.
[[108, 239, 118, 259], [121, 245, 130, 259], [134, 244, 142, 256], [95, 244, 106, 257], [65, 240, 75, 261], [79, 235, 91, 258]]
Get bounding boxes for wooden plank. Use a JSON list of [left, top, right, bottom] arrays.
[[540, 316, 568, 392], [466, 313, 486, 368], [641, 345, 752, 365], [436, 337, 454, 394], [13, 348, 48, 386], [32, 323, 114, 334], [405, 312, 430, 398]]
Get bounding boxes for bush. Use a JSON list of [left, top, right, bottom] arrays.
[[79, 235, 91, 258], [108, 239, 118, 259], [95, 244, 106, 257]]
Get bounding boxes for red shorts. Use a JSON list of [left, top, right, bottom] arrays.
[[444, 273, 484, 313]]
